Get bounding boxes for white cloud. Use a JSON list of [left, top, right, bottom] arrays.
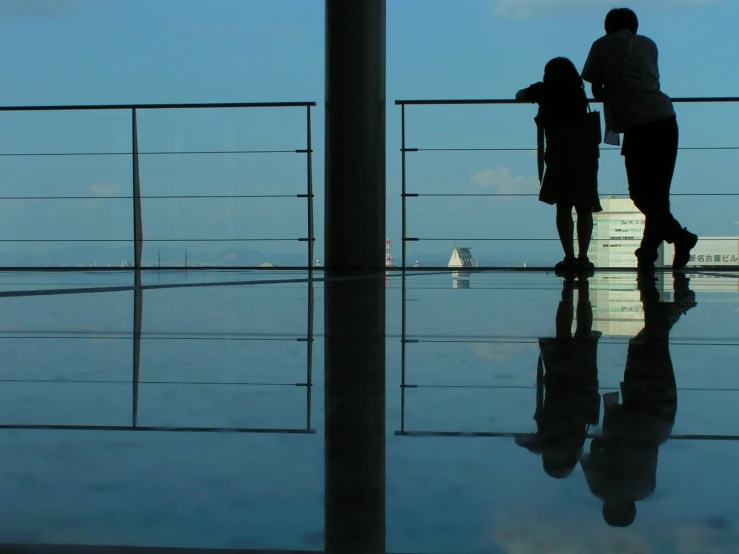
[[88, 183, 120, 197], [473, 342, 535, 363], [470, 166, 539, 195], [79, 183, 120, 208], [490, 508, 656, 554], [493, 0, 722, 19]]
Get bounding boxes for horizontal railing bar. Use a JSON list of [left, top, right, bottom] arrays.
[[411, 146, 739, 152], [0, 266, 321, 272], [395, 96, 739, 106], [0, 195, 303, 200], [4, 192, 735, 199], [397, 264, 737, 271], [0, 424, 315, 433], [396, 430, 739, 440], [0, 379, 307, 386], [405, 384, 739, 391], [0, 101, 316, 111], [0, 149, 299, 157], [0, 544, 325, 554], [0, 266, 734, 275], [409, 193, 739, 197], [0, 238, 300, 242], [408, 339, 739, 346], [0, 333, 315, 342], [410, 237, 739, 241]]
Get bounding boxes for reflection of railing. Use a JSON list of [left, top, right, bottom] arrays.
[[396, 270, 739, 440], [395, 97, 739, 271], [0, 101, 316, 270], [0, 271, 316, 434]]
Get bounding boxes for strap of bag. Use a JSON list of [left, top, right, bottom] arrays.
[[535, 117, 545, 184], [535, 353, 544, 417]]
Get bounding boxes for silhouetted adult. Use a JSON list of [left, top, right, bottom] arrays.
[[579, 273, 696, 527], [581, 8, 698, 271], [515, 277, 601, 479]]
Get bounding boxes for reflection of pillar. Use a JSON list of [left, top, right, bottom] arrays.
[[305, 272, 315, 431], [325, 0, 386, 552], [325, 276, 385, 554]]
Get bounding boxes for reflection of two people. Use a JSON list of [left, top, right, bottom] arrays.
[[516, 273, 697, 527]]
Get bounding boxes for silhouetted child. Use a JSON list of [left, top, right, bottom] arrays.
[[515, 277, 601, 479], [516, 57, 602, 274]]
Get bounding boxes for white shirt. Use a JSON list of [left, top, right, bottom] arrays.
[[582, 30, 675, 133]]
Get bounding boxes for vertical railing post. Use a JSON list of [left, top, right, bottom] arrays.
[[306, 105, 315, 270], [305, 105, 316, 431], [131, 107, 143, 428], [400, 103, 408, 432], [132, 108, 143, 270], [401, 103, 407, 270]]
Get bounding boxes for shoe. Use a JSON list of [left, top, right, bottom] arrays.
[[576, 256, 595, 276], [635, 247, 657, 273], [554, 256, 577, 276], [673, 229, 698, 271], [673, 273, 697, 314]]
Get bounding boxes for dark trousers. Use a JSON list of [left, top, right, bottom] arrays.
[[622, 116, 683, 260]]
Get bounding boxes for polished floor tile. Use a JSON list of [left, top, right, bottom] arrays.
[[0, 269, 737, 553]]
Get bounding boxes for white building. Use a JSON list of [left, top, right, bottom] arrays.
[[578, 197, 739, 269], [575, 197, 665, 269], [664, 237, 739, 268], [448, 247, 476, 277]]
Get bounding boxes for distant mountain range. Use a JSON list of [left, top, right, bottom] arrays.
[[0, 245, 559, 268], [0, 245, 310, 267]]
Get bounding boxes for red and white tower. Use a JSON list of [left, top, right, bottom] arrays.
[[385, 239, 393, 268]]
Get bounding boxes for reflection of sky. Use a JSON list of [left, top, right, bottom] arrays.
[[0, 270, 738, 551]]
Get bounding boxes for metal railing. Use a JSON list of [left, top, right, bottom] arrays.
[[393, 269, 739, 439], [395, 96, 739, 271], [0, 272, 317, 434], [0, 101, 316, 270]]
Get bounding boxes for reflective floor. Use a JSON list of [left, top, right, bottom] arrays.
[[0, 269, 738, 553]]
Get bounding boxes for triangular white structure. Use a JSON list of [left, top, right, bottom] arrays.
[[448, 247, 475, 268], [448, 247, 475, 277]]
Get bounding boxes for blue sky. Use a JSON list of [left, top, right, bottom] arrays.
[[1, 0, 738, 264]]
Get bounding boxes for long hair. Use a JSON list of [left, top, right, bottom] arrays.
[[543, 57, 584, 91]]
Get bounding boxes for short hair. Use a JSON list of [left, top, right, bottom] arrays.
[[604, 8, 639, 35], [603, 501, 637, 527]]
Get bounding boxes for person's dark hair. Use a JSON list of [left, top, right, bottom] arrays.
[[543, 57, 584, 90], [605, 8, 638, 35], [602, 501, 637, 527], [542, 449, 579, 479]]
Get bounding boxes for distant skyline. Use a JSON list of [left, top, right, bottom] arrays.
[[1, 0, 738, 265]]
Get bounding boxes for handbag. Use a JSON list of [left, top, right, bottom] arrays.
[[584, 103, 603, 146]]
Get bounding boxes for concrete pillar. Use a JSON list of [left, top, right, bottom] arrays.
[[324, 0, 386, 271], [324, 1, 386, 553]]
